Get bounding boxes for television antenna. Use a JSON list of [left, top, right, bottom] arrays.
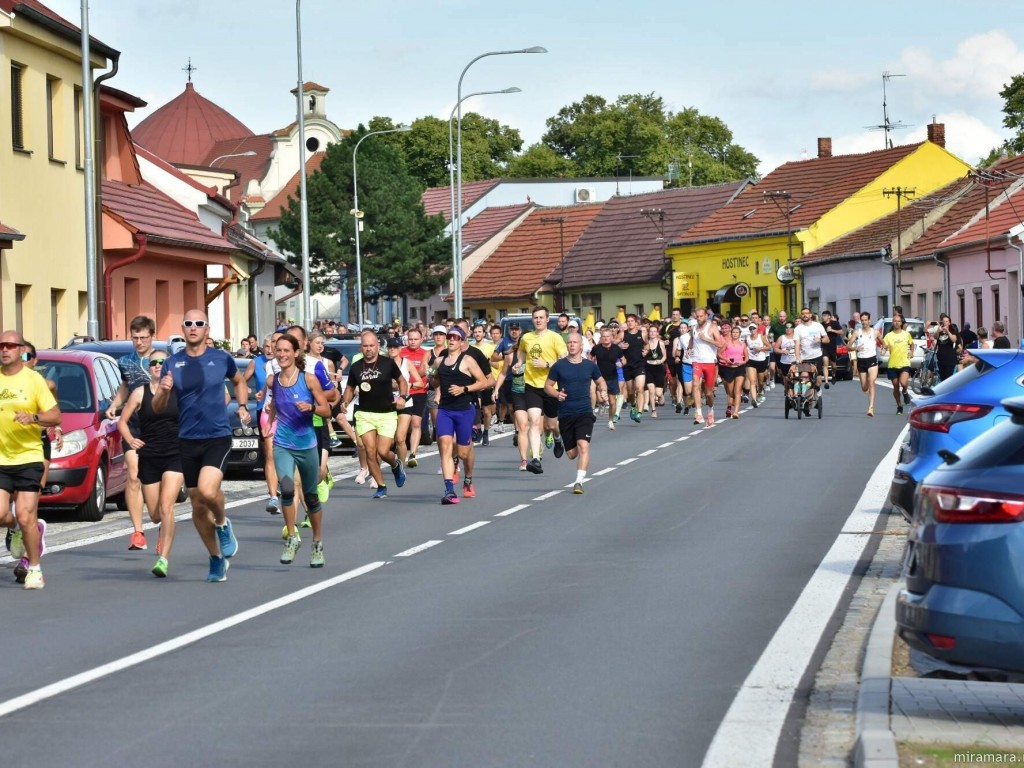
[[866, 71, 910, 149]]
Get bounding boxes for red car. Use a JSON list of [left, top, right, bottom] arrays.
[[35, 350, 129, 521]]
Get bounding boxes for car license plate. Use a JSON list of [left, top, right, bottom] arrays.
[[232, 438, 258, 450]]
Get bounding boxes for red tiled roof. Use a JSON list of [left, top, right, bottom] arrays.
[[560, 183, 747, 289], [461, 204, 604, 301], [291, 81, 330, 94], [422, 179, 502, 222], [0, 221, 24, 241], [673, 143, 921, 245], [133, 143, 238, 215], [102, 179, 234, 252], [0, 0, 117, 56], [250, 152, 326, 221], [133, 83, 254, 166], [459, 203, 533, 256], [198, 134, 274, 203]]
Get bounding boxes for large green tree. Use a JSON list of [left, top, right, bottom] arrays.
[[271, 127, 450, 300], [999, 74, 1024, 154]]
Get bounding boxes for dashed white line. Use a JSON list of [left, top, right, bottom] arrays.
[[495, 504, 530, 517], [617, 457, 638, 466], [591, 467, 616, 476], [533, 490, 563, 501], [563, 478, 592, 488], [638, 449, 658, 456], [675, 436, 691, 442], [394, 540, 443, 557], [658, 442, 675, 449], [449, 521, 491, 536], [689, 429, 704, 436]]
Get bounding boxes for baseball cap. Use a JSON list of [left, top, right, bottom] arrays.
[[385, 337, 401, 348], [595, 321, 604, 330], [447, 326, 466, 340], [568, 320, 579, 329], [431, 325, 447, 335], [508, 321, 521, 330]]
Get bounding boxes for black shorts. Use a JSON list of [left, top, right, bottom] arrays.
[[410, 392, 428, 419], [778, 362, 794, 379], [604, 376, 620, 396], [858, 356, 878, 370], [803, 357, 825, 376], [0, 462, 44, 493], [138, 452, 184, 485], [746, 358, 769, 373], [623, 365, 645, 382], [644, 363, 666, 388], [178, 436, 232, 488], [500, 376, 513, 402], [524, 384, 558, 419], [719, 364, 745, 383], [316, 422, 330, 455], [887, 366, 912, 380], [558, 413, 596, 453], [511, 391, 528, 412], [478, 388, 494, 407]]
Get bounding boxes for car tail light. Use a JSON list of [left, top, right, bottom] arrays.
[[927, 633, 956, 649], [836, 344, 848, 355], [921, 484, 1024, 523], [908, 403, 992, 433]]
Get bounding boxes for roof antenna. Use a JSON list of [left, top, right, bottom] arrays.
[[182, 57, 197, 83], [865, 71, 909, 149]]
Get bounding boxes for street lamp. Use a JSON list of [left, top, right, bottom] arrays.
[[352, 125, 413, 328], [447, 87, 521, 315], [295, 0, 312, 329], [209, 149, 257, 166], [454, 46, 546, 318]]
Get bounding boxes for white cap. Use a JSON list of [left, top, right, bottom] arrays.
[[431, 325, 447, 335], [595, 321, 605, 330], [568, 320, 579, 328]]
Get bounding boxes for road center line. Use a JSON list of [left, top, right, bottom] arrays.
[[591, 467, 616, 476], [638, 449, 658, 456], [449, 521, 491, 535], [495, 504, 530, 517], [0, 560, 387, 720], [394, 540, 443, 557], [658, 442, 675, 449], [689, 429, 703, 436], [532, 490, 563, 501], [617, 458, 638, 465], [675, 436, 691, 442]]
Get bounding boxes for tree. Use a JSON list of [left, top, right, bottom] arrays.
[[1000, 74, 1024, 154], [505, 143, 576, 178], [271, 127, 451, 301]]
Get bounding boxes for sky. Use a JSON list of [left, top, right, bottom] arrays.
[[43, 0, 1024, 176]]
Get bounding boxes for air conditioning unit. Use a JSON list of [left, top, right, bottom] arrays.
[[574, 187, 596, 203]]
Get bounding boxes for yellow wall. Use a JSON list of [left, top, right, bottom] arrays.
[[0, 15, 107, 347]]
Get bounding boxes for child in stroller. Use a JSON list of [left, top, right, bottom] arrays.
[[785, 361, 822, 419]]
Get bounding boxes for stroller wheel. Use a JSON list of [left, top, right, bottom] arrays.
[[784, 398, 790, 419], [816, 398, 823, 418]]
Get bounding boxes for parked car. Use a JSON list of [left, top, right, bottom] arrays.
[[35, 350, 129, 521], [62, 336, 185, 358], [888, 349, 1024, 521], [896, 395, 1024, 674], [875, 317, 928, 370], [831, 335, 852, 380]]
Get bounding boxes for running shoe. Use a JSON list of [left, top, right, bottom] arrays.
[[317, 479, 331, 503], [903, 391, 911, 405], [8, 527, 23, 559], [553, 439, 565, 459], [732, 413, 740, 420], [693, 412, 703, 425], [407, 454, 418, 469], [310, 540, 324, 569], [281, 525, 301, 542], [36, 519, 46, 556], [129, 531, 147, 551], [152, 556, 168, 578], [266, 496, 280, 515], [280, 534, 301, 564], [392, 460, 407, 488], [675, 403, 682, 414], [706, 411, 715, 428], [328, 435, 342, 450], [354, 468, 368, 485], [23, 568, 44, 590], [650, 411, 658, 419], [14, 557, 28, 583], [725, 405, 732, 418], [613, 413, 620, 424], [684, 405, 690, 415], [545, 432, 554, 449], [824, 382, 831, 390], [4, 526, 12, 553], [630, 410, 641, 424], [462, 482, 476, 498], [370, 476, 380, 489], [472, 427, 482, 444], [526, 458, 543, 474], [867, 407, 874, 417], [512, 431, 519, 447], [441, 491, 460, 505], [741, 394, 749, 404], [897, 406, 904, 415], [206, 556, 229, 582], [301, 515, 312, 528], [482, 430, 489, 446], [758, 392, 766, 404], [573, 482, 584, 495], [519, 460, 528, 471], [372, 487, 388, 499], [608, 420, 615, 430], [751, 399, 758, 408], [216, 518, 238, 558]]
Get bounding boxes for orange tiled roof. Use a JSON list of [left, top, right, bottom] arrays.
[[133, 82, 254, 166], [459, 203, 533, 256], [250, 152, 326, 221], [672, 143, 921, 246], [198, 135, 274, 203], [422, 179, 502, 222], [561, 183, 748, 289], [102, 179, 234, 252], [461, 204, 604, 301], [291, 81, 330, 94]]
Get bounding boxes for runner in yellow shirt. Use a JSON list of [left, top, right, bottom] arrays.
[[516, 306, 568, 474], [882, 315, 914, 414]]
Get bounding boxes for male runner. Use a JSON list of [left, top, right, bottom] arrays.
[[516, 306, 567, 474], [619, 313, 646, 421]]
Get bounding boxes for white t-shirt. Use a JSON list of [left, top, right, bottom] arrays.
[[674, 332, 695, 363], [794, 321, 826, 360]]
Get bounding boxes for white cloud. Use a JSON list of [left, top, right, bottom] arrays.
[[897, 30, 1024, 105]]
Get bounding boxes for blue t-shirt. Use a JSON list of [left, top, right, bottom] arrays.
[[161, 349, 239, 439], [547, 358, 602, 416], [116, 351, 151, 393], [251, 354, 269, 411]]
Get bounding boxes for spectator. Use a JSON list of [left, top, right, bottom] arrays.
[[992, 321, 1012, 349]]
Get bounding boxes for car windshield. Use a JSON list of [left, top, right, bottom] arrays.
[[883, 320, 925, 339], [35, 360, 94, 414]]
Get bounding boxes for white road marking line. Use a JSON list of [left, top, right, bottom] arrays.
[[394, 540, 443, 557], [532, 490, 563, 501], [638, 449, 657, 456], [0, 561, 387, 720], [675, 436, 690, 442], [700, 428, 907, 768], [495, 504, 530, 517], [449, 521, 491, 535], [689, 429, 703, 436], [617, 458, 638, 465], [591, 467, 616, 476], [563, 478, 592, 488], [658, 442, 675, 448]]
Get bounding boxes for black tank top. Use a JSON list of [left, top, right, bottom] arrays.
[[438, 351, 474, 410], [139, 384, 180, 457]]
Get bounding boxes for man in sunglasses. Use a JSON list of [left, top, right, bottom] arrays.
[[153, 310, 248, 582], [0, 331, 61, 589], [106, 314, 158, 551]]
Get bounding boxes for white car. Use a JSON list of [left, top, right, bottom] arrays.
[[874, 316, 928, 369]]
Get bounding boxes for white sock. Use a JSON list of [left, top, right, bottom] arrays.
[[576, 469, 586, 484]]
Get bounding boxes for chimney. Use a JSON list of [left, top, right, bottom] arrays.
[[926, 122, 946, 148], [817, 138, 832, 159]]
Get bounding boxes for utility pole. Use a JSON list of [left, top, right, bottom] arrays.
[[541, 216, 567, 311], [883, 186, 916, 305]]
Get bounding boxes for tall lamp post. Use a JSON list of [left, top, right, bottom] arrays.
[[454, 46, 546, 318], [448, 87, 521, 319], [295, 0, 312, 328], [352, 125, 412, 328]]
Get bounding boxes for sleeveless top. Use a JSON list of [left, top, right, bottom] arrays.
[[746, 334, 768, 362], [854, 327, 878, 358], [138, 384, 179, 457], [720, 340, 746, 366], [645, 340, 666, 365], [438, 351, 475, 410], [691, 322, 719, 364], [271, 370, 317, 451], [778, 336, 797, 364]]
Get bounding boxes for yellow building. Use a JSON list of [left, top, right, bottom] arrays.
[[667, 130, 970, 319], [0, 2, 115, 345]]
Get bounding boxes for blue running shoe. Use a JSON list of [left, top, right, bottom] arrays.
[[373, 486, 388, 499], [216, 518, 238, 559], [553, 439, 565, 459], [206, 556, 229, 582], [392, 460, 407, 488]]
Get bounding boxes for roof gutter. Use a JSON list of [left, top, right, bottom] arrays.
[[92, 52, 119, 337], [1009, 223, 1024, 344], [15, 4, 119, 59], [103, 234, 147, 338]]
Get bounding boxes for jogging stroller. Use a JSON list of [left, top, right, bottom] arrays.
[[784, 361, 823, 420]]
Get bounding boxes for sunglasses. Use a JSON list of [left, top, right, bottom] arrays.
[[447, 334, 463, 340], [182, 320, 208, 328], [149, 359, 167, 368], [0, 342, 22, 351]]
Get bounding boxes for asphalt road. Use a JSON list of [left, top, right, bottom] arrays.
[[0, 380, 907, 767]]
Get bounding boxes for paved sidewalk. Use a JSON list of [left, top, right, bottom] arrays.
[[891, 677, 1024, 749]]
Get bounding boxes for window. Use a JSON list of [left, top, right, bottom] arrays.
[[755, 287, 768, 316], [993, 286, 1001, 326], [900, 294, 911, 315], [957, 290, 965, 327], [851, 298, 861, 317], [14, 284, 27, 333], [73, 86, 83, 168], [634, 304, 645, 317], [11, 63, 25, 150], [917, 293, 926, 319], [46, 75, 63, 161], [783, 285, 798, 313], [827, 301, 837, 316], [974, 287, 983, 327], [932, 291, 942, 322], [497, 309, 507, 319], [878, 295, 888, 319], [50, 289, 63, 349]]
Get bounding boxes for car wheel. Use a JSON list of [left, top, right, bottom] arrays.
[[79, 464, 108, 522]]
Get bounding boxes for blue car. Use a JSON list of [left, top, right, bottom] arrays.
[[896, 395, 1024, 673], [888, 349, 1024, 521]]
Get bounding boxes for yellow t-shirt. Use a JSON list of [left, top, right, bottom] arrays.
[[519, 330, 568, 388], [475, 340, 501, 378], [884, 330, 913, 370], [0, 367, 58, 465]]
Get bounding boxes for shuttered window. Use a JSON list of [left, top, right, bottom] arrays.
[[11, 63, 24, 150]]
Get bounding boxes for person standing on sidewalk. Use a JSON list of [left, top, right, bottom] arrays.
[[153, 310, 246, 583], [106, 315, 158, 552], [0, 330, 60, 589], [545, 333, 607, 495]]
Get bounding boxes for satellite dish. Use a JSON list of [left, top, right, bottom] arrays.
[[777, 264, 796, 284]]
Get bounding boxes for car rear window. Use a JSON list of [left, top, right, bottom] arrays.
[[35, 361, 94, 414], [941, 416, 1024, 468], [928, 357, 998, 396]]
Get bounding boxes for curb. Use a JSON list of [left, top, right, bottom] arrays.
[[854, 582, 900, 768]]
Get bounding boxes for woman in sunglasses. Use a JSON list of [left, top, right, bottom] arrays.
[[117, 353, 183, 578]]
